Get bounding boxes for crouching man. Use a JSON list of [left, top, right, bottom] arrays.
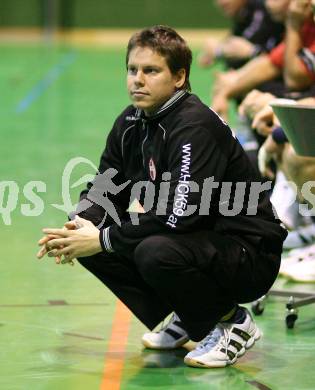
[[38, 25, 287, 368]]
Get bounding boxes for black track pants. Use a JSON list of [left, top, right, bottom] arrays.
[[78, 231, 280, 341]]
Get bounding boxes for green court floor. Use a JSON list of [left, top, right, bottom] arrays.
[[1, 43, 315, 390]]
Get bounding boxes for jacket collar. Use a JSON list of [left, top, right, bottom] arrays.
[[135, 90, 189, 122]]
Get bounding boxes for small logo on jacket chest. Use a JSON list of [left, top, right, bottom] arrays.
[[149, 158, 156, 181]]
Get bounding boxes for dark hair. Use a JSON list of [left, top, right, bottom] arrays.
[[126, 25, 192, 91]]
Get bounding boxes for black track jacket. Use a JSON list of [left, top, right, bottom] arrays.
[[77, 91, 287, 255]]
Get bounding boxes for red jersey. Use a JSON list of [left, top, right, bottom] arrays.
[[268, 18, 315, 81]]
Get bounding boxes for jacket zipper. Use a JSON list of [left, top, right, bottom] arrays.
[[141, 127, 149, 169]]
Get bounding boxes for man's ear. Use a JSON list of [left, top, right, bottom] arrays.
[[175, 68, 186, 89]]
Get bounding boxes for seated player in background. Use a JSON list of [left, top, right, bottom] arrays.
[[240, 88, 315, 280], [37, 26, 287, 368], [198, 0, 284, 69], [212, 0, 315, 119]]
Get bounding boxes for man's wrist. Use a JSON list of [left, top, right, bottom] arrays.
[[221, 86, 234, 99], [286, 17, 304, 31]]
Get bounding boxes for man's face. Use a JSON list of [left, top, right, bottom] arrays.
[[127, 47, 185, 116], [265, 0, 290, 22], [216, 0, 247, 17]]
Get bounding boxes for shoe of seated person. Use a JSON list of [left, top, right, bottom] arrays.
[[184, 307, 260, 368], [280, 243, 315, 277], [141, 313, 189, 350], [283, 224, 315, 250], [270, 171, 301, 229], [283, 257, 315, 282]]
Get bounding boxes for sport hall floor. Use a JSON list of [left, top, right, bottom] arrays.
[[1, 35, 315, 390]]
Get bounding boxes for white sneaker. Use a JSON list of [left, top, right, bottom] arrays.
[[271, 171, 300, 229], [184, 308, 260, 368], [141, 313, 189, 350], [282, 257, 315, 282], [283, 224, 315, 250], [287, 244, 315, 258], [280, 243, 315, 277]]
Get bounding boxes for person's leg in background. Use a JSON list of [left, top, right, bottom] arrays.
[[276, 144, 315, 280]]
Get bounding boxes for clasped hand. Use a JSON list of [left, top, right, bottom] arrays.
[[37, 216, 102, 265]]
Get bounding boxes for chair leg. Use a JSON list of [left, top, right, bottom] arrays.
[[251, 295, 268, 316], [286, 297, 298, 329], [251, 289, 315, 328]]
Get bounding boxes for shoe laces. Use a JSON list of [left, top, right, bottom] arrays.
[[196, 323, 234, 357], [221, 325, 232, 358], [195, 326, 224, 352]]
